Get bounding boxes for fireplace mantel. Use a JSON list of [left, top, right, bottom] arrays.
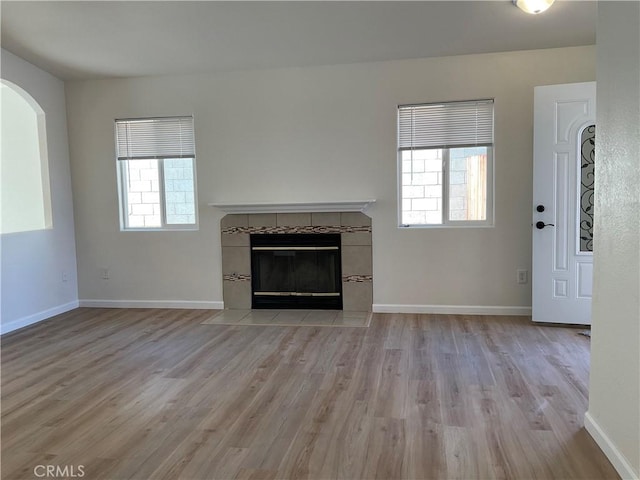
[[209, 200, 376, 214]]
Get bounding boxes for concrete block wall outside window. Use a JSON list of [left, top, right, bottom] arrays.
[[401, 149, 443, 225], [400, 147, 488, 225], [121, 158, 196, 229], [163, 158, 196, 225], [124, 159, 161, 228], [449, 147, 487, 222]]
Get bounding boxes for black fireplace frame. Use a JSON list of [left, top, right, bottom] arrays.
[[250, 233, 343, 309]]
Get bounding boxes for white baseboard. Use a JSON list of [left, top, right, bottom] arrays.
[[0, 300, 79, 335], [79, 299, 224, 310], [584, 411, 639, 480], [372, 304, 531, 316]]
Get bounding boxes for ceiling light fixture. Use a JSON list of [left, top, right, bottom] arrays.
[[513, 0, 555, 14]]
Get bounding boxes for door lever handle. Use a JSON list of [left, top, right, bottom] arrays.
[[535, 221, 555, 229]]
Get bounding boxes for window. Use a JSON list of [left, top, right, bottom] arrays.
[[115, 116, 197, 230], [398, 99, 494, 227], [1, 80, 52, 234]]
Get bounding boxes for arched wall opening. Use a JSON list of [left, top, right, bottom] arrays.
[[1, 79, 52, 234]]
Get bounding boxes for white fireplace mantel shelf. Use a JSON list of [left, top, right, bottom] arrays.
[[209, 200, 376, 215]]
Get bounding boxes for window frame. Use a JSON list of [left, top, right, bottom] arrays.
[[397, 100, 495, 229], [114, 116, 198, 232]]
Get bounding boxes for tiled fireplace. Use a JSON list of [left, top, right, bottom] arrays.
[[221, 212, 373, 311]]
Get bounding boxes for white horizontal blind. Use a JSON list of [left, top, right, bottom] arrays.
[[116, 116, 195, 160], [398, 99, 494, 150]]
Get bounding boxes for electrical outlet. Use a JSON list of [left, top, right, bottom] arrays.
[[101, 268, 110, 280], [62, 271, 68, 282], [517, 269, 528, 284]]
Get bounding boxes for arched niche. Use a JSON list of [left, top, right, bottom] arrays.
[[1, 79, 52, 234]]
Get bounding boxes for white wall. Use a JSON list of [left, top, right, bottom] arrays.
[[0, 49, 79, 333], [585, 2, 640, 479], [65, 46, 595, 311]]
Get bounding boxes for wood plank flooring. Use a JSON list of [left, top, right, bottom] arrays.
[[1, 308, 618, 479]]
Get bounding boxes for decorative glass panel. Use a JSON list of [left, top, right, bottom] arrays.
[[579, 125, 595, 252]]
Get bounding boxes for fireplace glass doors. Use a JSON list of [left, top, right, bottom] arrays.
[[250, 234, 342, 309]]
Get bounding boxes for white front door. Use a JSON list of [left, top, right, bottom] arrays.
[[532, 82, 596, 325]]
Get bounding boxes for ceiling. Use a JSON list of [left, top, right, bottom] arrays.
[[1, 1, 596, 81]]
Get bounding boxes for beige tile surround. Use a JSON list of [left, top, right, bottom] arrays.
[[221, 212, 373, 311]]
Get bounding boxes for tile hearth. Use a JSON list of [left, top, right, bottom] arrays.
[[202, 309, 371, 327]]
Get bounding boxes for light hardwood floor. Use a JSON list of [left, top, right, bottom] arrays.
[[1, 308, 618, 480]]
